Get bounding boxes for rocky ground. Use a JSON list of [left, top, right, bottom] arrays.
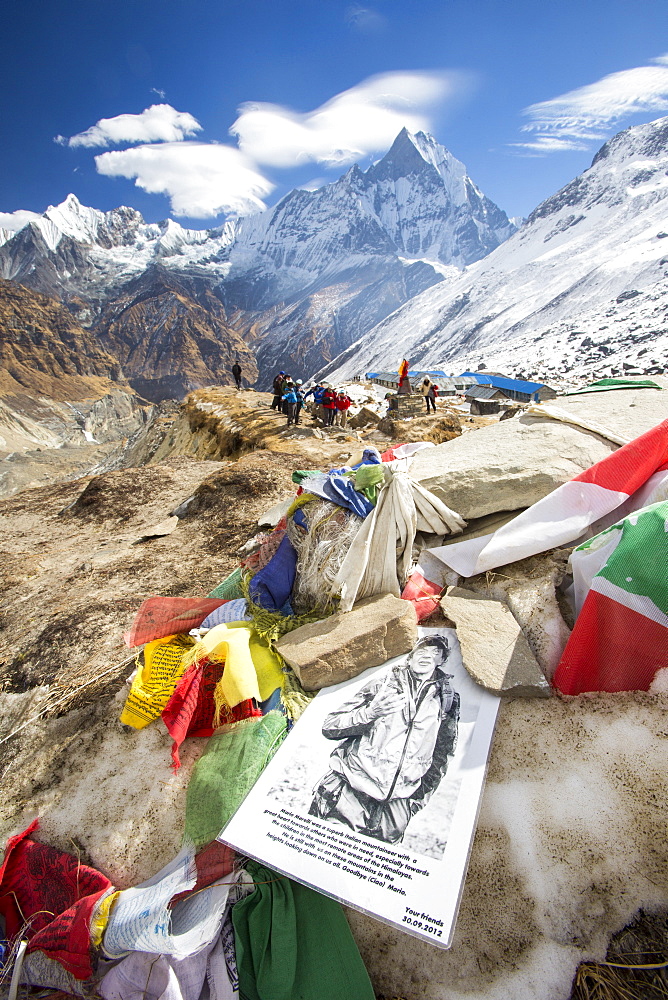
[[0, 383, 666, 1000]]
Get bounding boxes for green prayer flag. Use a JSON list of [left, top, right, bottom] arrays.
[[208, 566, 245, 599], [232, 861, 376, 1000], [184, 712, 287, 848]]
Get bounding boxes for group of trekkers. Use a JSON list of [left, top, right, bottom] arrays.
[[271, 372, 352, 428]]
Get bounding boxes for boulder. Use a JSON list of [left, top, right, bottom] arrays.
[[257, 498, 292, 528], [410, 384, 668, 520], [275, 593, 418, 689], [410, 417, 615, 518], [440, 586, 551, 696], [463, 549, 573, 680], [348, 406, 381, 429]]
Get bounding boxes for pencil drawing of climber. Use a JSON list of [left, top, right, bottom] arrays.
[[309, 636, 460, 844]]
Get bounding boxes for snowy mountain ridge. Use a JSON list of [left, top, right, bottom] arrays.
[[0, 130, 517, 390], [315, 115, 668, 387], [0, 129, 514, 289]]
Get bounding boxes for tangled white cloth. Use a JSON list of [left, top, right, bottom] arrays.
[[332, 460, 465, 612], [288, 498, 363, 612]]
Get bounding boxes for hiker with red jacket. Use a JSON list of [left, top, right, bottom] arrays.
[[322, 385, 338, 426], [335, 391, 352, 428]]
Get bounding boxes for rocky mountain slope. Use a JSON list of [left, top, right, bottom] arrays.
[[0, 131, 515, 393], [315, 115, 668, 385], [0, 278, 122, 399], [0, 278, 157, 492], [93, 268, 257, 401]]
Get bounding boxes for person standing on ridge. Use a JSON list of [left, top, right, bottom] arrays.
[[335, 390, 351, 428], [281, 376, 295, 414], [294, 379, 305, 425], [282, 383, 300, 426], [311, 383, 326, 421], [322, 385, 338, 426], [421, 376, 436, 413], [271, 371, 286, 410], [232, 361, 242, 390]]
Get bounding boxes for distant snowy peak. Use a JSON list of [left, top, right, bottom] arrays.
[[9, 193, 213, 257], [1, 129, 515, 279], [354, 128, 516, 264], [317, 113, 668, 387], [528, 116, 668, 226], [0, 129, 520, 387], [369, 128, 468, 198]]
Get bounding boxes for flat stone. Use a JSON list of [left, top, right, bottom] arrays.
[[410, 385, 668, 520], [257, 498, 292, 528], [462, 550, 572, 681], [133, 516, 179, 543], [275, 593, 418, 690], [441, 586, 551, 697]]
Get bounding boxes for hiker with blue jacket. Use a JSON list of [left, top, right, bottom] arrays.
[[282, 383, 301, 426], [305, 383, 326, 420]]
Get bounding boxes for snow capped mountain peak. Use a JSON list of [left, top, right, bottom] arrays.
[[43, 194, 106, 246], [356, 129, 515, 264], [0, 127, 519, 386], [319, 113, 668, 388], [592, 114, 668, 167]]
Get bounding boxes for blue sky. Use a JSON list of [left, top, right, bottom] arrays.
[[1, 0, 667, 231]]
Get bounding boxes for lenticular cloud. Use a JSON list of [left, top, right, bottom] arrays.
[[514, 57, 668, 152], [94, 141, 274, 218], [230, 70, 467, 168], [67, 104, 202, 149]]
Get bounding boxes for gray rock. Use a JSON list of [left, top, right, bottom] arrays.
[[462, 550, 573, 681], [275, 593, 418, 690], [410, 417, 615, 519], [441, 586, 551, 696], [257, 498, 292, 529], [410, 385, 668, 519], [349, 406, 381, 429], [132, 515, 179, 543]]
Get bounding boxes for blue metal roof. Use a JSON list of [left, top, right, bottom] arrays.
[[457, 372, 546, 392]]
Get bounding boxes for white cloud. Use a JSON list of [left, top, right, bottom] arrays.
[[67, 104, 201, 148], [230, 70, 468, 168], [345, 6, 387, 32], [0, 209, 41, 231], [514, 57, 668, 153], [298, 177, 328, 191], [94, 141, 274, 218]]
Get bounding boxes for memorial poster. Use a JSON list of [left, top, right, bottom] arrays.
[[219, 627, 500, 948]]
